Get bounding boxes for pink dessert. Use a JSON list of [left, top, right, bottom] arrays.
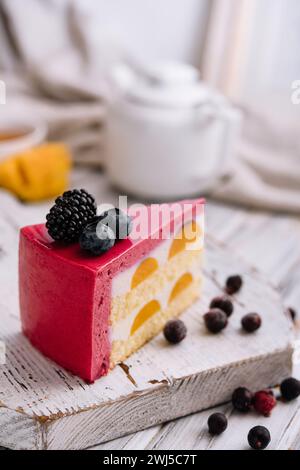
[[19, 199, 204, 382]]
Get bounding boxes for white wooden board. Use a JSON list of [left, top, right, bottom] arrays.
[[0, 341, 5, 365], [0, 233, 293, 450]]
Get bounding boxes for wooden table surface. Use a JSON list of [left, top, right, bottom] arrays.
[[1, 167, 300, 450]]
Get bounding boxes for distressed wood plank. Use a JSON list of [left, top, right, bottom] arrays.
[[0, 408, 42, 450], [0, 235, 293, 449], [91, 426, 161, 451], [0, 341, 5, 365], [145, 404, 232, 450]]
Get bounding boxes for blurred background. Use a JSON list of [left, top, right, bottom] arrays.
[[0, 0, 299, 211]]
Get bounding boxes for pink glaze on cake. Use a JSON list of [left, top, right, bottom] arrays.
[[19, 199, 204, 382]]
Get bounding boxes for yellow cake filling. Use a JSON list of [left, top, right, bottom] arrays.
[[130, 300, 161, 336], [131, 258, 159, 289], [110, 278, 201, 367], [109, 219, 204, 367], [111, 248, 203, 325], [168, 220, 202, 259]]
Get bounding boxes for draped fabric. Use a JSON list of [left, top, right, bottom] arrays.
[[0, 0, 124, 166]]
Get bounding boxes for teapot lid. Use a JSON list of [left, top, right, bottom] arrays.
[[112, 61, 213, 108]]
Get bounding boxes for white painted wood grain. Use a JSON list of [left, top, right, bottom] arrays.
[[91, 426, 161, 451], [0, 341, 5, 365]]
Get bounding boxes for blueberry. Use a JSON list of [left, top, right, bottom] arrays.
[[210, 296, 234, 317], [204, 309, 228, 333], [241, 313, 262, 332], [225, 275, 243, 295], [248, 426, 271, 450], [164, 319, 187, 344], [280, 377, 300, 401], [232, 387, 253, 412], [98, 208, 132, 240], [207, 413, 228, 435], [79, 219, 115, 255]]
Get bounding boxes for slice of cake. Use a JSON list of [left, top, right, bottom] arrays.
[[19, 196, 204, 382]]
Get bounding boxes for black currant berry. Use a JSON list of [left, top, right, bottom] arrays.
[[232, 387, 253, 412], [207, 413, 228, 435], [241, 313, 262, 333], [204, 309, 228, 333], [248, 426, 271, 450], [280, 377, 300, 401], [210, 296, 234, 317], [163, 319, 187, 344], [286, 307, 297, 322], [225, 275, 243, 295]]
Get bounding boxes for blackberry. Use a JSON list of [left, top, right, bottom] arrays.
[[210, 296, 234, 317], [163, 319, 187, 344], [248, 426, 271, 450], [207, 413, 228, 435], [46, 189, 96, 243]]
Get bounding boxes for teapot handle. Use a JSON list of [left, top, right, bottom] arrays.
[[196, 103, 242, 180]]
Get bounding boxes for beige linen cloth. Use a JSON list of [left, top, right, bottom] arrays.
[[213, 105, 300, 213], [0, 0, 299, 213]]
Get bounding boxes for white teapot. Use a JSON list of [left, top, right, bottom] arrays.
[[105, 61, 241, 199]]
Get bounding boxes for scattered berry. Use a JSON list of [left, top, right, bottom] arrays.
[[232, 387, 253, 412], [225, 275, 243, 295], [79, 218, 115, 255], [286, 307, 297, 322], [241, 313, 262, 333], [209, 296, 234, 317], [248, 426, 271, 450], [280, 377, 300, 401], [46, 189, 96, 242], [163, 319, 187, 344], [253, 390, 276, 417], [207, 413, 228, 435], [98, 208, 133, 240], [204, 309, 228, 333]]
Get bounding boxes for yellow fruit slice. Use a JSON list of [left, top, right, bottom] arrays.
[[168, 221, 202, 259], [168, 239, 185, 260], [183, 220, 202, 242], [131, 258, 159, 289], [169, 273, 193, 303], [130, 300, 161, 336], [0, 143, 71, 202]]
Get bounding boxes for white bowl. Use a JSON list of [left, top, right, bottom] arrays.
[[0, 119, 47, 162]]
